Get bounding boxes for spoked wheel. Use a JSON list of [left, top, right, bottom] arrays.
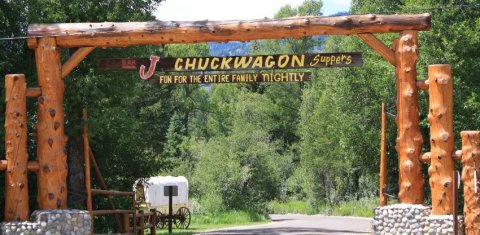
[[155, 211, 166, 229], [174, 207, 191, 229]]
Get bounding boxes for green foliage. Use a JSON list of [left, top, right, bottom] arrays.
[[267, 200, 314, 215], [2, 0, 480, 227]]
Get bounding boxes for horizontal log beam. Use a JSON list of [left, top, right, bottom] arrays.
[[416, 79, 429, 90], [27, 161, 40, 172], [357, 33, 395, 66], [453, 150, 462, 161], [92, 209, 134, 216], [421, 152, 431, 163], [0, 160, 40, 172], [27, 14, 431, 48], [26, 87, 41, 97], [0, 160, 6, 170], [62, 47, 95, 79], [91, 189, 135, 196]]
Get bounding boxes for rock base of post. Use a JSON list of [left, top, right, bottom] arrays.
[[373, 204, 464, 234], [0, 210, 91, 234]]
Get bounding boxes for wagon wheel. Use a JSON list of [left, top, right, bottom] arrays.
[[174, 207, 191, 229], [155, 211, 166, 229]]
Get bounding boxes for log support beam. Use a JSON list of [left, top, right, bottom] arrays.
[[26, 87, 42, 98], [35, 37, 68, 209], [27, 14, 431, 48], [427, 64, 454, 215], [461, 131, 480, 234], [394, 31, 424, 204], [358, 33, 396, 66], [61, 47, 95, 79], [4, 74, 29, 221], [416, 79, 429, 90]]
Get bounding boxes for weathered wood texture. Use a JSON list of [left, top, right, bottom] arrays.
[[394, 31, 424, 204], [380, 102, 387, 206], [4, 74, 29, 221], [27, 14, 431, 48], [358, 33, 395, 66], [427, 64, 454, 215], [35, 37, 68, 209], [62, 47, 95, 79], [461, 131, 480, 235]]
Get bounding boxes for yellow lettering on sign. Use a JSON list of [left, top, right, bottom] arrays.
[[310, 54, 320, 66], [220, 57, 232, 70], [234, 56, 253, 69], [210, 58, 220, 69], [277, 55, 289, 68], [265, 56, 275, 68], [291, 55, 305, 67], [175, 58, 184, 70], [185, 58, 196, 70], [251, 56, 263, 68], [197, 58, 209, 70]]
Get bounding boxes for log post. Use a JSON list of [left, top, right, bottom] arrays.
[[380, 102, 387, 206], [394, 31, 424, 204], [35, 37, 68, 209], [83, 109, 93, 234], [461, 131, 480, 234], [4, 74, 29, 221], [427, 64, 454, 215]]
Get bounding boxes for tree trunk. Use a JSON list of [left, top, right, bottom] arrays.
[[35, 37, 68, 209], [4, 74, 29, 221], [461, 131, 480, 235], [394, 31, 424, 204], [67, 135, 86, 208], [427, 64, 454, 215]]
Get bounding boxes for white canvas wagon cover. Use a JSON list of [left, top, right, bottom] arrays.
[[134, 176, 188, 208]]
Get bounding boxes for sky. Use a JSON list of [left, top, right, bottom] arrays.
[[154, 0, 350, 21]]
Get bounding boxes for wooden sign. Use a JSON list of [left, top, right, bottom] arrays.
[[98, 52, 362, 77], [164, 186, 178, 196], [152, 72, 310, 84]]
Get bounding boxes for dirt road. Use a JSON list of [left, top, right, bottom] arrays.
[[199, 214, 372, 235]]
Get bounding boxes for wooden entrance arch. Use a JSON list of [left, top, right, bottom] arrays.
[[3, 13, 468, 225]]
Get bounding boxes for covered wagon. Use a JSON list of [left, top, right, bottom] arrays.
[[133, 176, 191, 229]]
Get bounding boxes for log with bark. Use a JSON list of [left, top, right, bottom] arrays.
[[27, 14, 431, 48]]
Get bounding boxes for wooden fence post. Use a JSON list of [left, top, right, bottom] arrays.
[[461, 131, 480, 234], [427, 64, 454, 215], [4, 74, 29, 221], [394, 30, 424, 204], [35, 37, 68, 209], [380, 102, 387, 206]]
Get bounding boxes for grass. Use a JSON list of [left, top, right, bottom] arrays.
[[331, 198, 377, 217], [268, 198, 378, 217], [268, 200, 316, 215], [155, 210, 270, 234]]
